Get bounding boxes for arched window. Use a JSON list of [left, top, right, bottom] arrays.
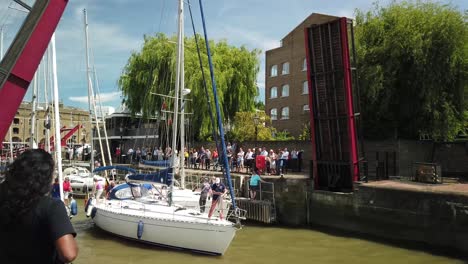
[[281, 107, 289, 120], [302, 58, 307, 71], [302, 81, 308, 94], [282, 84, 289, 97], [270, 108, 277, 121], [282, 62, 290, 75], [270, 87, 278, 98], [270, 65, 278, 77]]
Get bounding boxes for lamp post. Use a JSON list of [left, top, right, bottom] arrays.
[[253, 112, 259, 149]]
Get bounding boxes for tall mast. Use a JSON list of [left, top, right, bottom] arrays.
[[198, 0, 237, 210], [1, 25, 13, 161], [169, 0, 183, 206], [30, 70, 38, 148], [0, 25, 3, 58], [83, 11, 107, 175], [93, 68, 113, 166], [179, 0, 186, 188], [45, 48, 51, 153], [51, 34, 64, 202], [84, 9, 94, 173]]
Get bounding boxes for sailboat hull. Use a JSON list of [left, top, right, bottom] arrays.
[[92, 201, 237, 255]]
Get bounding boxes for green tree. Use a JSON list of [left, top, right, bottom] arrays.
[[355, 1, 467, 141], [274, 130, 295, 141], [298, 122, 311, 141], [254, 100, 265, 111], [119, 33, 260, 140], [230, 111, 274, 142]]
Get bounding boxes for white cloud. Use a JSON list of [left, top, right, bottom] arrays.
[[57, 6, 142, 55], [69, 91, 121, 104], [210, 25, 279, 52], [336, 9, 355, 19]]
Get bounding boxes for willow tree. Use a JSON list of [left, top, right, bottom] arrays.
[[119, 33, 260, 140], [355, 1, 467, 141]]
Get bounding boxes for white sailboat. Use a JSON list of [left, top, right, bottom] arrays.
[[88, 1, 244, 255]]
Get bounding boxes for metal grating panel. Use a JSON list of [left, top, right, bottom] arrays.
[[306, 18, 360, 191]]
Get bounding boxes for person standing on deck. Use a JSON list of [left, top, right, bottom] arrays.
[[93, 177, 104, 202], [51, 178, 61, 199], [0, 149, 78, 263], [208, 177, 227, 219], [63, 177, 72, 206], [195, 178, 211, 213]]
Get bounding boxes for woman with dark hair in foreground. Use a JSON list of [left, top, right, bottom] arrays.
[[0, 149, 78, 263]]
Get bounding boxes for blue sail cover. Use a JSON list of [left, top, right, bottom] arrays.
[[126, 167, 173, 186], [141, 160, 171, 167], [108, 183, 153, 200], [93, 165, 137, 174]]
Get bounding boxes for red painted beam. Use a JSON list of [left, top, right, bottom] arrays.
[[0, 0, 69, 147], [340, 17, 359, 182], [304, 27, 319, 189]]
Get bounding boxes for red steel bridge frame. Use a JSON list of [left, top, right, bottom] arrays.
[[304, 17, 363, 191], [0, 0, 69, 149]]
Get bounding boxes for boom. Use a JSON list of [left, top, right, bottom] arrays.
[[0, 0, 69, 147]]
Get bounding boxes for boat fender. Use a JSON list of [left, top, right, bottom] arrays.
[[86, 199, 94, 218], [137, 220, 144, 239], [70, 199, 78, 216], [85, 197, 93, 213], [91, 207, 97, 219]]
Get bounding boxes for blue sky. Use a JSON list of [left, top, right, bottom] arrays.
[[1, 0, 466, 111]]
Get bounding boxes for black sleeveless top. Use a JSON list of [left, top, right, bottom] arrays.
[[0, 196, 76, 264]]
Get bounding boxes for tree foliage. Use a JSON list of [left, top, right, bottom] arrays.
[[355, 1, 467, 141], [298, 122, 311, 141], [119, 33, 260, 140], [230, 111, 273, 142]]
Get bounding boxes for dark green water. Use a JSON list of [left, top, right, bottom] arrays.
[[71, 200, 465, 264]]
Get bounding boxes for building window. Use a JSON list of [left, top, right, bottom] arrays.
[[270, 87, 278, 99], [303, 104, 310, 112], [270, 65, 278, 77], [281, 84, 289, 97], [13, 118, 20, 124], [302, 58, 307, 71], [281, 107, 289, 120], [270, 108, 277, 121], [282, 62, 289, 75], [13, 128, 19, 134], [302, 81, 309, 94]]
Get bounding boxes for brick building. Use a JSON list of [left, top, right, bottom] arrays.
[[265, 13, 339, 137], [2, 101, 91, 147]]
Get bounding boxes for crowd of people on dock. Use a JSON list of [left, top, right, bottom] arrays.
[[114, 142, 304, 175]]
